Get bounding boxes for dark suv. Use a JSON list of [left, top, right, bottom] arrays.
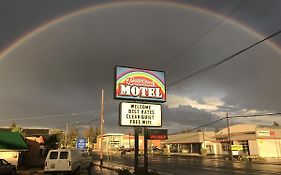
[[0, 159, 16, 175]]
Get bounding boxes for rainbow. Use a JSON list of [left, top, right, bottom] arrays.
[[0, 0, 281, 62], [116, 70, 166, 91]]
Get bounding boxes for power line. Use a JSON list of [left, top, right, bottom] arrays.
[[230, 112, 281, 118], [52, 104, 117, 129], [177, 117, 226, 134], [0, 111, 96, 122], [0, 99, 116, 123], [162, 0, 248, 68], [167, 28, 281, 88], [174, 112, 281, 134]]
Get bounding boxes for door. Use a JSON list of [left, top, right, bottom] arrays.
[[0, 159, 12, 174], [57, 151, 71, 171], [45, 151, 59, 171]]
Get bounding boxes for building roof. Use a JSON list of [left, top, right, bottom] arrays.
[[0, 128, 49, 137], [0, 132, 28, 151], [162, 131, 216, 144], [216, 124, 258, 137]]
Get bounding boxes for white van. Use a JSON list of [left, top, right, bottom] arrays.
[[44, 149, 92, 174]]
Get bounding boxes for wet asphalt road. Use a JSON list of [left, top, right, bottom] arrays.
[[92, 153, 281, 175], [18, 166, 117, 175]]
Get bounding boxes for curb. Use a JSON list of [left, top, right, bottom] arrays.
[[93, 162, 174, 175]]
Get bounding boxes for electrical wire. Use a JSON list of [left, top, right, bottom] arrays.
[[173, 112, 281, 134], [0, 111, 96, 122], [0, 99, 116, 123], [162, 0, 248, 68], [181, 117, 226, 133], [230, 112, 281, 118], [167, 28, 281, 88]]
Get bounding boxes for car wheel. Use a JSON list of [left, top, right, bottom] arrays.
[[75, 166, 80, 175], [10, 168, 16, 175]]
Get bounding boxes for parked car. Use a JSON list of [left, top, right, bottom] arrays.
[[0, 159, 16, 175], [44, 149, 92, 175]]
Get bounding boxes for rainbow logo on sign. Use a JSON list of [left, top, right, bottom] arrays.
[[115, 66, 166, 102]]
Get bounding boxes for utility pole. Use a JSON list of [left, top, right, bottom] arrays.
[[65, 123, 68, 148], [202, 128, 205, 149], [226, 113, 233, 160], [100, 89, 104, 166]]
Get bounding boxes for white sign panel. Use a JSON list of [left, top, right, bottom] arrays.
[[119, 102, 162, 127], [257, 130, 271, 137]]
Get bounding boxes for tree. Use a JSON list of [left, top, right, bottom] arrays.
[[93, 127, 101, 143], [10, 122, 25, 136], [273, 121, 280, 126], [68, 127, 79, 147], [215, 127, 221, 133], [44, 132, 63, 150]]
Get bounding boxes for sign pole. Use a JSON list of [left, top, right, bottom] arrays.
[[134, 127, 139, 173], [144, 127, 148, 174], [100, 89, 104, 166]]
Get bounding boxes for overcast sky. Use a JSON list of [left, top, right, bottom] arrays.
[[0, 0, 280, 134]]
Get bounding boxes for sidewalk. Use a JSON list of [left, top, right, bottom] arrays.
[[93, 161, 173, 175], [17, 167, 44, 175], [161, 153, 281, 166], [93, 161, 134, 173]]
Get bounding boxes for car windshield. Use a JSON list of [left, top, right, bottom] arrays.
[[2, 159, 9, 165]]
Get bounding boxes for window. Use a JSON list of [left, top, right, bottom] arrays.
[[2, 159, 8, 165], [222, 143, 229, 152], [59, 152, 68, 159], [50, 152, 58, 159], [237, 140, 249, 155]]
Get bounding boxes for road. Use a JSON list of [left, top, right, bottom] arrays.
[[18, 166, 117, 175], [92, 153, 281, 175]]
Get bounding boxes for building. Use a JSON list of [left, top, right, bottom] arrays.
[[0, 128, 50, 167], [161, 131, 218, 155], [216, 124, 281, 158], [0, 132, 28, 166], [163, 124, 281, 158], [96, 133, 161, 152]]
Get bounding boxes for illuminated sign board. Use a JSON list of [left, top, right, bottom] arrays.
[[257, 130, 274, 137], [119, 102, 162, 127], [147, 129, 168, 140], [231, 145, 243, 151], [115, 66, 166, 103]]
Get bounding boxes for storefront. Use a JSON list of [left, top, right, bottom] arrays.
[[161, 131, 217, 155], [216, 124, 281, 158]]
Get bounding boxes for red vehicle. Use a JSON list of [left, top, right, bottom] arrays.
[[0, 159, 16, 175]]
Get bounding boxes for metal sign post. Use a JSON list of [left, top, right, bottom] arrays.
[[144, 127, 148, 174], [134, 127, 139, 173]]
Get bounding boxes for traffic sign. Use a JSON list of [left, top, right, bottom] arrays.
[[76, 137, 87, 150]]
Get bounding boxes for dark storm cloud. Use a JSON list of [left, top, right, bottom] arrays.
[[162, 105, 219, 126], [98, 103, 223, 134], [0, 0, 281, 132], [0, 0, 101, 53]]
